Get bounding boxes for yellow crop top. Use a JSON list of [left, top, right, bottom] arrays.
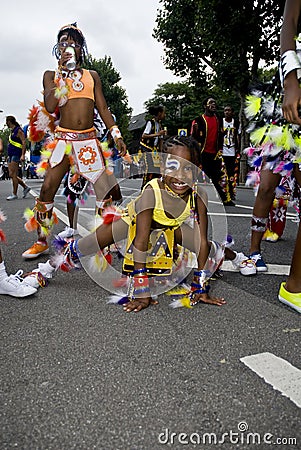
[[65, 69, 95, 101], [122, 178, 193, 229]]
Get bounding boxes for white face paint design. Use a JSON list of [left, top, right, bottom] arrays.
[[165, 156, 180, 174]]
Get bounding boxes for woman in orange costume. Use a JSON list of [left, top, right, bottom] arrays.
[[22, 23, 126, 259]]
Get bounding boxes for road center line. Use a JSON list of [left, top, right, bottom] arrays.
[[240, 352, 301, 408]]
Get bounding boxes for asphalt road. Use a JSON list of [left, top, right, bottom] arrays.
[[0, 177, 300, 450]]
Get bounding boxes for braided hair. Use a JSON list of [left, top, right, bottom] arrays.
[[52, 22, 88, 65], [163, 135, 201, 169]]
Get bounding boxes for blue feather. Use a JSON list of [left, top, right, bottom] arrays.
[[52, 236, 68, 251], [107, 295, 129, 305], [283, 162, 294, 171], [253, 156, 263, 167]]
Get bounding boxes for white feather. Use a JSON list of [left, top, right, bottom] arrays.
[[169, 299, 185, 308], [107, 295, 125, 304], [261, 99, 275, 117]]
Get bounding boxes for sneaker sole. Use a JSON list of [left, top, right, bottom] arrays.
[[22, 248, 49, 259], [0, 288, 37, 297], [256, 266, 268, 272], [278, 295, 301, 313], [240, 270, 257, 276]]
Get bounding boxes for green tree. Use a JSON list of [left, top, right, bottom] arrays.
[[0, 127, 10, 158], [144, 81, 198, 135], [154, 0, 285, 178], [154, 0, 284, 96], [84, 55, 132, 142]]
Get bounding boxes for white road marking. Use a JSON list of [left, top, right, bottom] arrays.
[[209, 212, 253, 217], [54, 208, 90, 237], [240, 352, 301, 408]]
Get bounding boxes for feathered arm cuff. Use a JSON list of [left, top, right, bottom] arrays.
[[279, 50, 301, 87]]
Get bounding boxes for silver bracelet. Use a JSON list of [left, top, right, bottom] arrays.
[[279, 50, 301, 87]]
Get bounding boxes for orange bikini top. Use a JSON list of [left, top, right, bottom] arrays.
[[65, 69, 95, 101]]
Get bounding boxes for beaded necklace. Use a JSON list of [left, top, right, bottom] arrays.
[[54, 69, 84, 106], [163, 181, 199, 222]]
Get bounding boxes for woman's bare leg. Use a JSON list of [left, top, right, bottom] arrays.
[[36, 157, 70, 242], [285, 165, 301, 293], [40, 157, 70, 202]]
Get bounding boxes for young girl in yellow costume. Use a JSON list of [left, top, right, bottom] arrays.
[[22, 22, 127, 259], [51, 135, 247, 312]]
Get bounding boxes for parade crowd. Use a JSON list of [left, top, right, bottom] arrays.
[[0, 8, 300, 315]]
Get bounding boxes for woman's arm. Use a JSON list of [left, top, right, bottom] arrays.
[[280, 0, 301, 125], [141, 120, 165, 140], [280, 0, 301, 53], [43, 70, 60, 113], [17, 128, 27, 160], [92, 70, 127, 156]]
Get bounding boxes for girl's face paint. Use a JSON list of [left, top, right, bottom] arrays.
[[165, 156, 180, 174], [163, 149, 194, 196]]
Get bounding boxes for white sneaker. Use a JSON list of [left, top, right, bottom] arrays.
[[239, 258, 257, 276], [231, 252, 248, 270], [22, 272, 42, 289], [23, 261, 56, 288], [6, 194, 18, 201], [14, 269, 39, 289], [0, 273, 37, 297], [57, 226, 77, 239], [23, 186, 31, 198]]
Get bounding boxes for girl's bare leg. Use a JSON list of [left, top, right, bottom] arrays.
[[93, 171, 118, 203], [250, 168, 281, 254], [77, 219, 128, 256]]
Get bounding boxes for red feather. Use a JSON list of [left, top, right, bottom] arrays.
[[104, 252, 113, 264], [102, 206, 122, 224], [0, 229, 7, 243]]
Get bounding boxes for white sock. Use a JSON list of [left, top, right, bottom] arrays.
[[232, 251, 239, 264], [38, 260, 55, 276], [36, 240, 48, 246], [0, 261, 8, 280]]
